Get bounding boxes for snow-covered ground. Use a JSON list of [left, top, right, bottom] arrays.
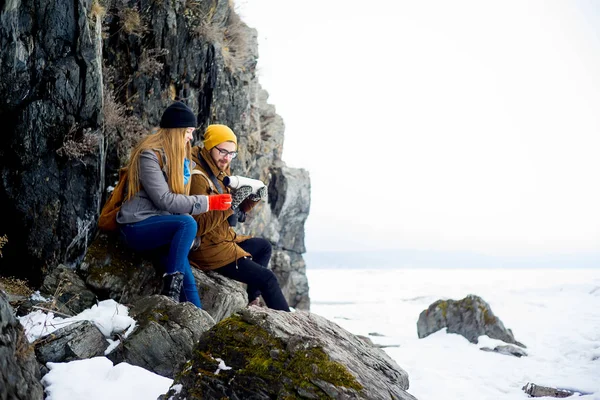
[[19, 299, 174, 400], [17, 268, 600, 399], [42, 357, 174, 400], [308, 267, 600, 400], [19, 299, 137, 354]]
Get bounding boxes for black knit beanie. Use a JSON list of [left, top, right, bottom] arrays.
[[159, 101, 197, 128]]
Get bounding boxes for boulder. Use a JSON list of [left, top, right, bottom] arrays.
[[192, 269, 248, 322], [417, 294, 525, 347], [160, 308, 417, 400], [40, 264, 97, 315], [79, 233, 161, 305], [522, 382, 575, 398], [81, 233, 251, 321], [34, 320, 106, 364], [0, 292, 44, 400], [107, 295, 216, 378], [480, 344, 527, 358]]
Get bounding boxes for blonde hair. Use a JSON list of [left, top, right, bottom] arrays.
[[125, 128, 191, 200]]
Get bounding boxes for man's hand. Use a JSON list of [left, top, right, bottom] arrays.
[[248, 186, 268, 202], [231, 186, 253, 208], [208, 194, 232, 210]]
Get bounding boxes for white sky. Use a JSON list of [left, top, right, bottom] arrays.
[[237, 0, 600, 258]]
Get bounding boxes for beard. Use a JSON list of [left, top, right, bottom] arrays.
[[217, 159, 230, 171]]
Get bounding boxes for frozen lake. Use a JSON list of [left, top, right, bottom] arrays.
[[308, 268, 600, 400]]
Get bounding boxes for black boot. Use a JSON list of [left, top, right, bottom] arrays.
[[161, 272, 184, 302]]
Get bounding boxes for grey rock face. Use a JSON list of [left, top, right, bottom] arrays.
[[40, 264, 97, 315], [417, 295, 525, 347], [268, 166, 311, 254], [79, 234, 161, 304], [0, 293, 44, 400], [192, 269, 247, 322], [162, 308, 417, 400], [0, 0, 104, 285], [107, 295, 215, 378], [34, 320, 106, 364], [270, 249, 311, 310], [1, 0, 311, 311], [81, 234, 247, 321]]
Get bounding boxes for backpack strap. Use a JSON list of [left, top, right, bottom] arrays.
[[197, 155, 224, 194], [191, 169, 218, 194]]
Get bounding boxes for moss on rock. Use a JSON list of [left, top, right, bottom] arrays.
[[83, 234, 141, 281], [480, 305, 497, 325], [177, 315, 363, 399], [436, 300, 448, 318]]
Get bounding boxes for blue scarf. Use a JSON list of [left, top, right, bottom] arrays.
[[183, 159, 191, 185]]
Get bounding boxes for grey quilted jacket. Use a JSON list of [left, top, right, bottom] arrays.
[[116, 149, 208, 224]]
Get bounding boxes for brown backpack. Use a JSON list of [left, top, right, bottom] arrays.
[[98, 150, 164, 232], [98, 167, 129, 232]]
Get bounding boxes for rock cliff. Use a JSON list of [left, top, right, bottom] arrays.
[[0, 0, 310, 309], [0, 292, 43, 399]]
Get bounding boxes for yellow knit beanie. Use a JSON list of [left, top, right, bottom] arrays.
[[203, 124, 237, 150]]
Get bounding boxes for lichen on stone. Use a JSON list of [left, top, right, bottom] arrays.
[[178, 315, 363, 398], [480, 305, 497, 325], [436, 300, 448, 318]]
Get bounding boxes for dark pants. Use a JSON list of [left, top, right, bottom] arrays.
[[215, 238, 290, 312], [120, 215, 201, 308]]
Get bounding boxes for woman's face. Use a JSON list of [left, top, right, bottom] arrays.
[[184, 128, 195, 142]]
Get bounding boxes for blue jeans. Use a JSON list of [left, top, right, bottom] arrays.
[[120, 215, 201, 307]]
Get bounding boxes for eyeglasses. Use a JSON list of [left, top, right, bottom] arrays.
[[214, 146, 238, 159]]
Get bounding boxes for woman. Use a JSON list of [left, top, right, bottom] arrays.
[[117, 102, 232, 308]]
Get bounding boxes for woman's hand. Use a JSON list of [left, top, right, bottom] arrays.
[[208, 194, 232, 210]]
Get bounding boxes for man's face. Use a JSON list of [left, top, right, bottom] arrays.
[[210, 141, 237, 171]]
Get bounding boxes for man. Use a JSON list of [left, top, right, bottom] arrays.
[[188, 124, 290, 311]]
